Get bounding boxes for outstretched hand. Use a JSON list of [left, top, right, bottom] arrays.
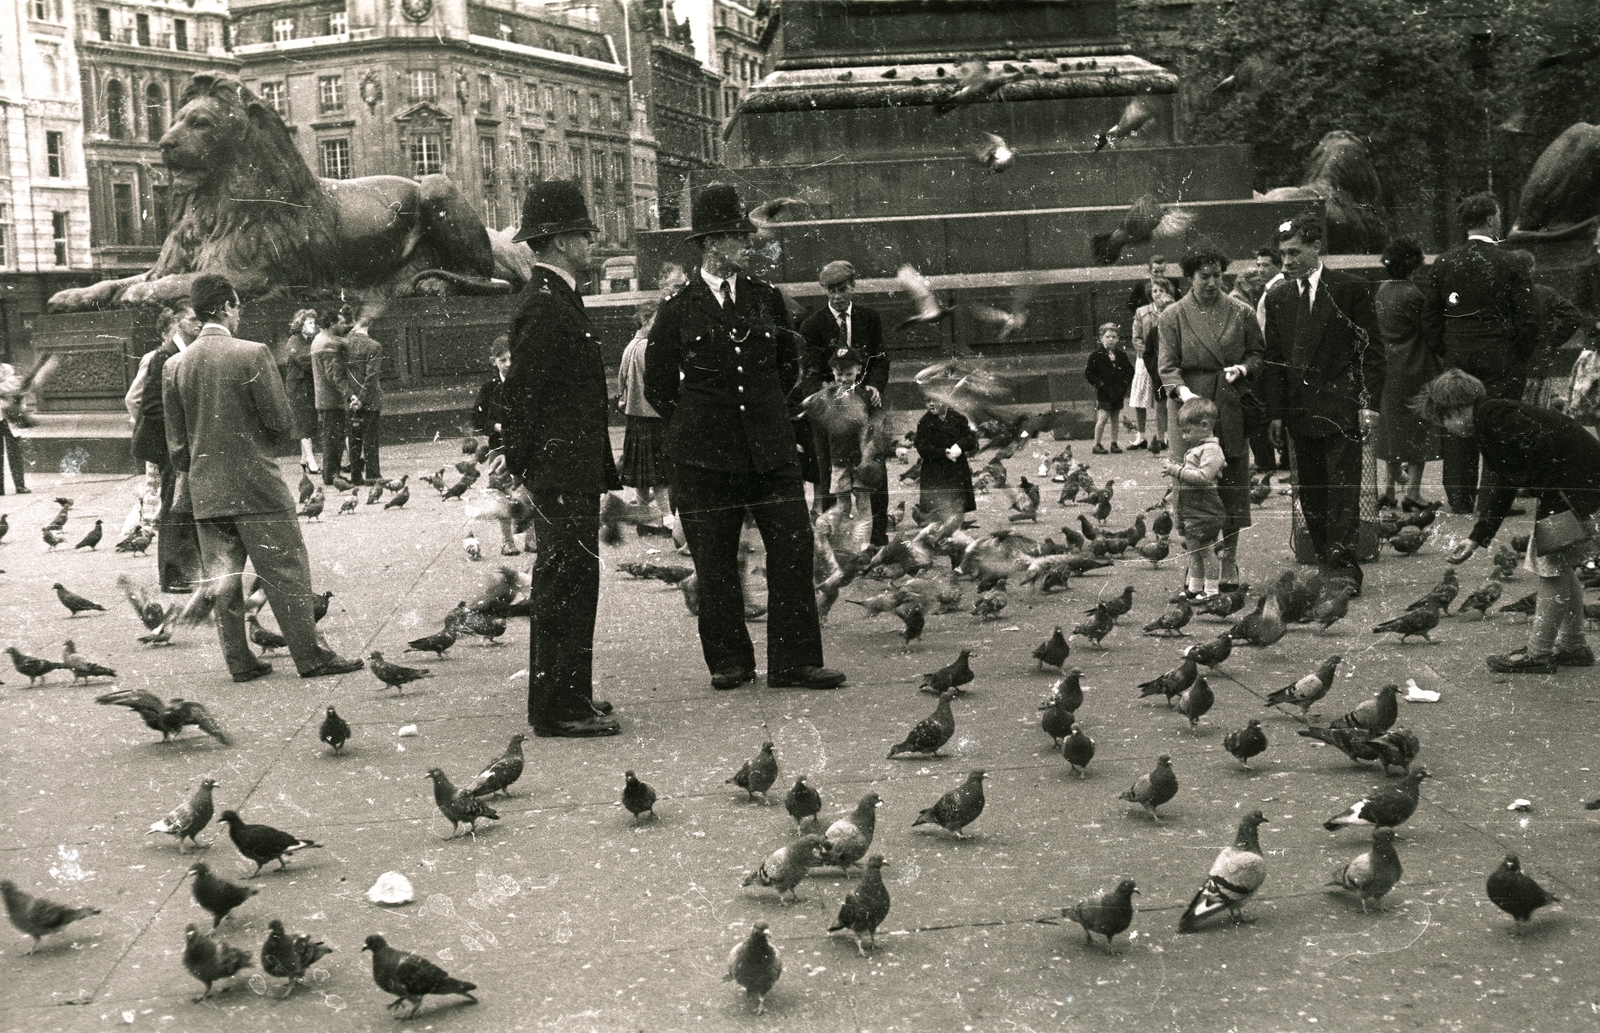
[[1447, 539, 1478, 565]]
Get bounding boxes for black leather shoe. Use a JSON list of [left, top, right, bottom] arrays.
[[300, 654, 364, 678], [711, 666, 756, 690], [532, 715, 620, 738], [768, 665, 846, 689], [1401, 497, 1442, 513], [232, 663, 273, 683]]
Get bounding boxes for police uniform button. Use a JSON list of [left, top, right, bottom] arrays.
[[736, 366, 743, 373], [734, 347, 742, 354], [737, 386, 745, 393], [739, 405, 746, 412]]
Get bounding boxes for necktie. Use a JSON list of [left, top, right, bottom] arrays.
[[837, 312, 849, 349], [720, 280, 733, 309], [1299, 280, 1312, 316]]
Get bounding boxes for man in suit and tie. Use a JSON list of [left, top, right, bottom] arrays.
[[799, 260, 891, 544], [504, 180, 622, 738], [1419, 192, 1540, 514], [1262, 215, 1386, 591], [162, 273, 364, 682], [644, 183, 846, 692]]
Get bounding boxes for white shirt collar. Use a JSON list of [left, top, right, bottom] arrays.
[[700, 267, 736, 303], [831, 302, 852, 322], [535, 262, 577, 292], [200, 322, 230, 336], [1467, 233, 1499, 245], [1294, 264, 1325, 304]]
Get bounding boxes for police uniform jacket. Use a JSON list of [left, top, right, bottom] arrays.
[[643, 272, 803, 473], [503, 266, 621, 495], [1260, 267, 1386, 439], [1419, 238, 1539, 377]]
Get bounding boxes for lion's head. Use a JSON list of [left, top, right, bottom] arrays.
[[160, 72, 319, 205]]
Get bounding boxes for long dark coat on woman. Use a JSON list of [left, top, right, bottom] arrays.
[[1374, 274, 1442, 464], [915, 407, 979, 515]]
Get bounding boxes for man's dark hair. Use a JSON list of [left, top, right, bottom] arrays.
[[1276, 215, 1324, 247], [1255, 248, 1282, 266], [1457, 192, 1500, 230], [190, 274, 236, 322], [318, 304, 355, 329], [1179, 247, 1231, 278], [1381, 237, 1425, 280]]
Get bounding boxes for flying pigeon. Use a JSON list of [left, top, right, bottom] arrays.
[[1328, 828, 1403, 912], [895, 264, 954, 330], [363, 934, 479, 1019], [934, 57, 1024, 114], [974, 131, 1014, 173], [1323, 768, 1432, 832], [1224, 719, 1268, 767], [888, 689, 957, 758], [1486, 854, 1560, 934], [183, 923, 253, 1001], [724, 921, 781, 1015], [425, 768, 500, 838], [216, 809, 322, 876], [0, 879, 100, 954], [1118, 754, 1178, 821], [828, 855, 891, 955], [912, 770, 986, 838], [147, 777, 217, 852], [95, 688, 229, 744], [1177, 811, 1269, 932], [1095, 94, 1155, 149], [728, 741, 779, 803], [1064, 878, 1138, 952]]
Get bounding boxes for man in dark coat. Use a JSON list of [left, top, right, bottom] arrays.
[[644, 183, 846, 692], [1418, 193, 1540, 513], [504, 181, 621, 737], [799, 259, 890, 544], [163, 274, 363, 683], [133, 310, 204, 592], [1262, 215, 1386, 590]]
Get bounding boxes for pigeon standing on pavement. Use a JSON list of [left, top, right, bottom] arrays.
[[1265, 654, 1343, 715], [920, 649, 975, 694], [1328, 828, 1403, 912], [1118, 755, 1178, 820], [1061, 723, 1096, 777], [1323, 768, 1432, 832], [246, 614, 286, 654], [895, 602, 925, 647], [1073, 604, 1116, 647], [1455, 581, 1503, 617], [727, 741, 779, 803], [1175, 674, 1214, 730], [1178, 811, 1269, 932], [725, 921, 782, 1015], [1330, 683, 1400, 734], [187, 862, 258, 927], [1040, 675, 1080, 746], [741, 835, 829, 902], [1064, 878, 1139, 952], [7, 646, 65, 686], [1223, 719, 1268, 767], [912, 770, 986, 837], [1143, 595, 1193, 636], [362, 934, 478, 1019], [73, 519, 103, 550], [1371, 598, 1442, 642], [183, 923, 253, 1001], [784, 776, 822, 825], [368, 651, 432, 694], [828, 855, 892, 955], [1187, 632, 1233, 668], [0, 879, 100, 954], [622, 770, 658, 823], [888, 689, 957, 758], [147, 777, 217, 851], [1138, 653, 1197, 706], [1033, 627, 1070, 670], [319, 705, 351, 754], [260, 918, 333, 998], [383, 484, 411, 510], [1486, 854, 1560, 934], [425, 768, 500, 838], [466, 733, 527, 798], [824, 792, 881, 870], [53, 583, 106, 616], [217, 810, 322, 876], [60, 639, 116, 683]]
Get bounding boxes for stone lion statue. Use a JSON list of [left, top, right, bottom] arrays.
[[1509, 122, 1600, 244], [1261, 130, 1389, 254], [48, 72, 522, 312]]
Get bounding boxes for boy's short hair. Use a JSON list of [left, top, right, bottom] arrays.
[[1178, 397, 1220, 427], [1255, 247, 1282, 266], [1097, 322, 1122, 338], [191, 274, 236, 322], [1411, 369, 1486, 425], [489, 334, 510, 358], [1457, 192, 1500, 230]]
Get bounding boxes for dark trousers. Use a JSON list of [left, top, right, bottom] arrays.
[[194, 511, 331, 677], [318, 409, 348, 484], [674, 461, 824, 675], [348, 410, 381, 482], [0, 421, 24, 491], [1290, 431, 1363, 564], [157, 464, 203, 593], [527, 489, 601, 728], [1441, 371, 1524, 512], [1249, 426, 1285, 471]]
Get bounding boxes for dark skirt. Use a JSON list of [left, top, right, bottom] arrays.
[[283, 369, 318, 441], [621, 415, 668, 488]]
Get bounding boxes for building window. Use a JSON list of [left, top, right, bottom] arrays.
[[595, 151, 607, 185], [46, 131, 64, 177], [0, 203, 11, 266], [410, 134, 443, 176], [258, 80, 287, 115], [39, 43, 63, 96], [610, 96, 623, 126], [480, 135, 496, 182], [409, 69, 438, 101], [566, 89, 579, 123], [146, 84, 165, 140], [135, 12, 150, 45], [320, 138, 351, 179], [94, 7, 111, 40], [542, 85, 555, 114], [573, 147, 586, 183], [174, 18, 187, 50], [52, 212, 69, 265], [526, 140, 542, 179], [105, 79, 129, 139], [477, 74, 492, 115], [722, 52, 732, 76], [589, 93, 601, 123], [520, 81, 538, 114], [318, 75, 345, 112], [329, 11, 346, 35], [614, 150, 626, 187], [31, 0, 61, 22], [273, 17, 293, 42], [113, 182, 137, 244]]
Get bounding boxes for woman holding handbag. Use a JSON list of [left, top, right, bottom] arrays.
[[1424, 370, 1600, 674]]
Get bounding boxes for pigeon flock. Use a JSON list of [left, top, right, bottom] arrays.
[[2, 409, 1593, 1022]]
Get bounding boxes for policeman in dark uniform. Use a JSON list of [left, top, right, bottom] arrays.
[[643, 184, 847, 691], [799, 259, 891, 545], [504, 180, 622, 737]]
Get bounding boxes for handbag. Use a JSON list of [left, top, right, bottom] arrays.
[[1534, 492, 1590, 556]]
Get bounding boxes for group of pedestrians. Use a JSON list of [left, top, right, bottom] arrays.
[[281, 305, 387, 486]]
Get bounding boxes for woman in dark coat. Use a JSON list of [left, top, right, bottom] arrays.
[[1157, 246, 1264, 590], [1373, 238, 1441, 511], [1428, 370, 1600, 674], [915, 400, 979, 525], [282, 308, 321, 473]]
